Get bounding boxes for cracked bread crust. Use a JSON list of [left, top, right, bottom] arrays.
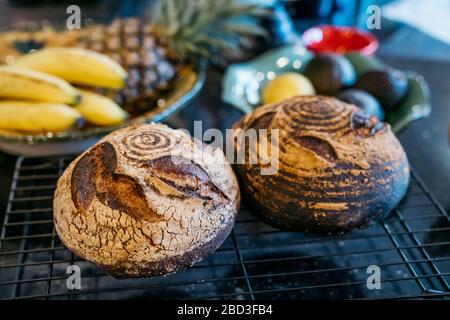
[[54, 123, 240, 278], [233, 96, 409, 233]]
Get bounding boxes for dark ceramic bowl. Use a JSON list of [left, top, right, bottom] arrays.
[[222, 45, 431, 133]]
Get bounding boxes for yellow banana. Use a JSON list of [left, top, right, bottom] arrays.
[[15, 47, 128, 89], [0, 66, 80, 104], [0, 101, 81, 133], [74, 90, 128, 126]]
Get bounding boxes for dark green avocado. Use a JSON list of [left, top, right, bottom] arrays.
[[337, 89, 385, 120], [303, 53, 356, 95], [354, 68, 408, 110]]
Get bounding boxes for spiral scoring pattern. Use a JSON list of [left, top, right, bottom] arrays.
[[117, 129, 174, 162], [281, 97, 354, 136], [233, 95, 410, 232]]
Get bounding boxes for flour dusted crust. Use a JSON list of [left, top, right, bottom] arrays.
[[233, 95, 409, 232], [54, 123, 240, 278]]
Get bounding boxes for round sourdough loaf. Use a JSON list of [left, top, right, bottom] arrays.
[[54, 123, 240, 278], [233, 95, 409, 232]]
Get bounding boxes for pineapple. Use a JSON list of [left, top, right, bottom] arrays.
[[59, 18, 178, 114], [0, 0, 269, 115]]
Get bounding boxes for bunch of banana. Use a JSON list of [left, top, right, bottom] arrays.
[[0, 47, 129, 133], [0, 101, 82, 133], [15, 47, 128, 89], [0, 66, 80, 104]]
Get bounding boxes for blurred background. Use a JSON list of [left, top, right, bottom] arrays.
[[2, 0, 450, 61], [0, 0, 449, 213]]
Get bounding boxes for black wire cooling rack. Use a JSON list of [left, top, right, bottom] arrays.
[[0, 155, 450, 300]]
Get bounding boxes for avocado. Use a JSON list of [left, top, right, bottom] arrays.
[[303, 53, 356, 95], [354, 68, 408, 110], [337, 89, 384, 120]]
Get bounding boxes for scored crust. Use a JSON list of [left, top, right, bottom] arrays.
[[54, 123, 240, 278], [233, 95, 410, 232]]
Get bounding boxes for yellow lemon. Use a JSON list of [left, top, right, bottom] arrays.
[[262, 72, 315, 105]]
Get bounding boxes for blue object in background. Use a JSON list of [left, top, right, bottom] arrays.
[[270, 2, 300, 44], [332, 0, 360, 26], [282, 0, 395, 30]]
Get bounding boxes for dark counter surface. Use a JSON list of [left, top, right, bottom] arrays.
[[382, 56, 450, 211]]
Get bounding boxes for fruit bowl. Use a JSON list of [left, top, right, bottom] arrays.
[[0, 20, 206, 156], [0, 0, 269, 157], [0, 62, 205, 156], [222, 45, 431, 133]]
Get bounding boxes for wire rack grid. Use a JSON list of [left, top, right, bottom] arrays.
[[0, 155, 450, 300]]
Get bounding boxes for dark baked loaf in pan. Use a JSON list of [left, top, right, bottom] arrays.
[[54, 123, 240, 278], [232, 95, 409, 233]]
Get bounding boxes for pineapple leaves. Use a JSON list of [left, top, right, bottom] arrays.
[[165, 0, 178, 35], [221, 22, 268, 38], [151, 0, 272, 60]]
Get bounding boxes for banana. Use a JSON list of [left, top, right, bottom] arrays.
[[15, 47, 128, 89], [0, 66, 80, 104], [74, 90, 128, 126], [0, 101, 82, 133]]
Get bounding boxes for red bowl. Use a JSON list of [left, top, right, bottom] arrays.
[[302, 25, 379, 56]]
